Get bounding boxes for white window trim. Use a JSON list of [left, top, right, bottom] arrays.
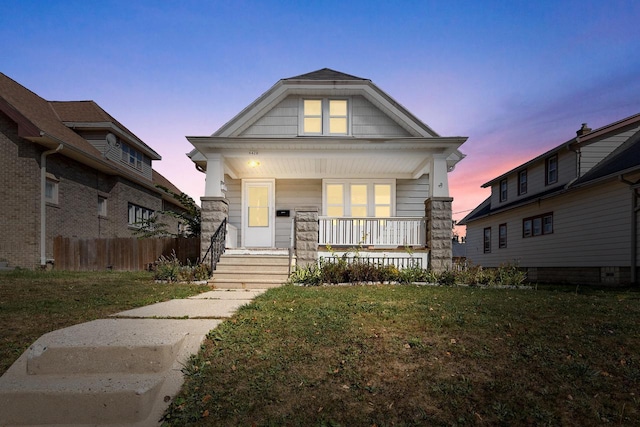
[[322, 179, 396, 217], [45, 175, 59, 205], [299, 97, 351, 136], [98, 196, 108, 217]]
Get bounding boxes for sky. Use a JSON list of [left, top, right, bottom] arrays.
[[3, 0, 640, 235]]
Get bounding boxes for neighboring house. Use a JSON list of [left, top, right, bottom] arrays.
[[187, 69, 467, 271], [0, 73, 187, 269], [459, 114, 640, 285]]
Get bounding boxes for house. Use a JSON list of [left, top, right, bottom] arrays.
[[459, 113, 640, 285], [187, 69, 467, 272], [0, 73, 187, 269]]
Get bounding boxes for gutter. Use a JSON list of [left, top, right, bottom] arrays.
[[40, 138, 63, 267]]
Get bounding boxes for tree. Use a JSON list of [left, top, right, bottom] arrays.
[[132, 185, 201, 238]]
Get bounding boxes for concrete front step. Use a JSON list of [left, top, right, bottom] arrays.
[[0, 318, 221, 426], [0, 372, 164, 425], [210, 253, 290, 289], [26, 319, 186, 375]]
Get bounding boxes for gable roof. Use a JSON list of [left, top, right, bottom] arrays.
[[572, 127, 640, 186], [0, 72, 187, 205], [204, 68, 442, 139], [49, 101, 161, 160], [284, 68, 368, 81], [482, 112, 640, 188]]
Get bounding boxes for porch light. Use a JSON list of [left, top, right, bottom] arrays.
[[248, 160, 260, 168]]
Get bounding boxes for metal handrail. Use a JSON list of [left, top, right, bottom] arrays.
[[202, 218, 227, 272]]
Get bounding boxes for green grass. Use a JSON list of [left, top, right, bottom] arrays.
[[163, 284, 640, 427], [0, 269, 206, 375]]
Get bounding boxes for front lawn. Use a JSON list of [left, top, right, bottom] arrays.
[[164, 284, 640, 426], [0, 270, 206, 375]]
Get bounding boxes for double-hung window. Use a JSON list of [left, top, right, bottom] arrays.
[[518, 170, 527, 195], [483, 227, 491, 253], [302, 98, 349, 135], [546, 155, 558, 185], [45, 175, 59, 205], [323, 180, 394, 217], [499, 179, 508, 202], [498, 223, 507, 248]]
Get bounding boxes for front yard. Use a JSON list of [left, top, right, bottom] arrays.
[[164, 284, 640, 426], [0, 270, 205, 375], [1, 270, 639, 426]]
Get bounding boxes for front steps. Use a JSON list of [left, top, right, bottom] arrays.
[[209, 251, 291, 289], [0, 318, 220, 426]]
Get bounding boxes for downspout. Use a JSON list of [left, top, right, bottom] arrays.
[[40, 142, 63, 267]]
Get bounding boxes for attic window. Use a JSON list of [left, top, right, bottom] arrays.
[[301, 98, 349, 135], [121, 143, 143, 171]]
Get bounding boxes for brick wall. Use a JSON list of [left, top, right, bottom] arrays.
[[1, 111, 183, 269], [0, 112, 41, 268]]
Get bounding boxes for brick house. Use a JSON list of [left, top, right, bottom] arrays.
[[0, 73, 187, 269]]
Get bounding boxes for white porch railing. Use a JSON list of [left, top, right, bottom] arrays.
[[318, 217, 426, 247]]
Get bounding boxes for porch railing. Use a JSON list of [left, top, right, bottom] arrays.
[[318, 217, 426, 247]]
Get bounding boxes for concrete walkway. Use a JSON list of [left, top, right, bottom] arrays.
[[0, 289, 267, 427]]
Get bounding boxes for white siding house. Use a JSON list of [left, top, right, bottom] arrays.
[[460, 114, 640, 285], [187, 69, 467, 271]]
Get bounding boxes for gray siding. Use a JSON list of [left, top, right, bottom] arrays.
[[240, 96, 298, 136], [491, 149, 577, 208], [466, 178, 637, 268], [224, 176, 242, 245], [275, 179, 322, 247], [239, 95, 412, 138], [396, 175, 429, 216], [351, 96, 412, 137], [580, 124, 640, 175]]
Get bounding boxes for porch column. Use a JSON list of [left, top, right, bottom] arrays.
[[295, 208, 318, 268], [429, 157, 450, 198], [425, 197, 453, 272], [200, 196, 229, 262], [204, 154, 225, 197]]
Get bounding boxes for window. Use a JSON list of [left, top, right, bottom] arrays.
[[301, 98, 349, 135], [518, 170, 527, 195], [523, 213, 553, 238], [499, 223, 507, 248], [499, 179, 508, 202], [483, 227, 491, 253], [121, 143, 143, 171], [546, 155, 558, 185], [45, 178, 59, 204], [98, 196, 107, 216], [128, 203, 153, 227], [323, 180, 394, 217]]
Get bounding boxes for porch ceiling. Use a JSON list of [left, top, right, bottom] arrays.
[[188, 136, 466, 180]]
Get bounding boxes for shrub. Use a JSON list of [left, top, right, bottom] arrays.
[[153, 252, 210, 282], [287, 263, 322, 286]]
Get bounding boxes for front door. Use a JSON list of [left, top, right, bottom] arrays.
[[242, 179, 275, 247]]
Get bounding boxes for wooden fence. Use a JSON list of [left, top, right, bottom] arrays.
[[53, 236, 200, 271]]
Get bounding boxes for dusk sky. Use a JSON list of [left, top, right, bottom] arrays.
[[3, 0, 640, 234]]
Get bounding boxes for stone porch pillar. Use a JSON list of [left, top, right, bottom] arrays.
[[200, 197, 229, 262], [295, 208, 319, 268], [425, 197, 453, 272]]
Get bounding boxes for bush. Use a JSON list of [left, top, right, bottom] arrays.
[[153, 252, 211, 282]]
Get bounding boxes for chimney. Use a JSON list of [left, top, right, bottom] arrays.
[[576, 123, 592, 136]]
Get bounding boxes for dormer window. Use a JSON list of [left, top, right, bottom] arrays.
[[301, 98, 349, 135], [121, 143, 143, 171], [546, 155, 558, 185], [499, 179, 508, 202]]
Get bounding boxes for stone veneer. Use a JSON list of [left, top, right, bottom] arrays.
[[200, 197, 229, 262], [294, 208, 319, 267], [425, 197, 453, 272]]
